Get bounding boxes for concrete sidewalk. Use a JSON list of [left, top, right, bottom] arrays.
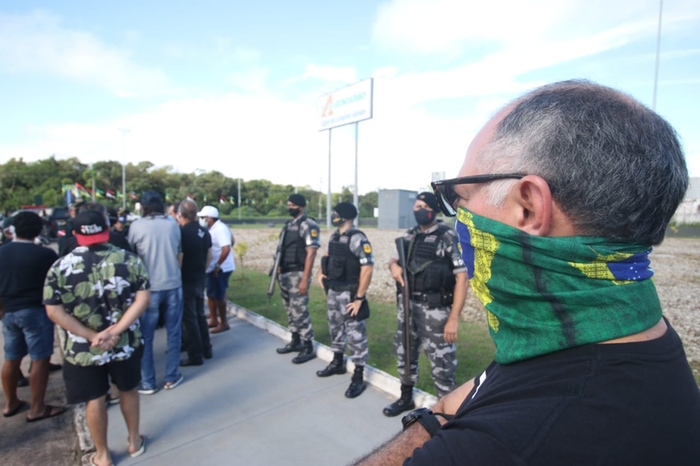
[[99, 308, 425, 466]]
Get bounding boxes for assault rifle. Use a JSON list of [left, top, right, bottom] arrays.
[[267, 228, 287, 306], [395, 237, 412, 387]]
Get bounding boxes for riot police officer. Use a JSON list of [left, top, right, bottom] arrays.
[[316, 202, 374, 398], [275, 194, 320, 364], [383, 192, 468, 416]]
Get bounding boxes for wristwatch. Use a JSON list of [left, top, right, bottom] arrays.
[[401, 408, 442, 438], [355, 295, 365, 301]]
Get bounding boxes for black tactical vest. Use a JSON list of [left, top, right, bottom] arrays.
[[280, 221, 307, 271], [403, 224, 455, 292], [326, 229, 362, 285]]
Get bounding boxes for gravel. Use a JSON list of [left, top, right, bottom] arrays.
[[231, 227, 700, 362]]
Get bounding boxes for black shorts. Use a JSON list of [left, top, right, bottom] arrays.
[[63, 347, 143, 404]]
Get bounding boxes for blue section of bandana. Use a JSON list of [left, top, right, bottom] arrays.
[[607, 250, 654, 281], [455, 221, 475, 279]]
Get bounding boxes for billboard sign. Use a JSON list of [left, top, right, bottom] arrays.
[[318, 78, 373, 131]]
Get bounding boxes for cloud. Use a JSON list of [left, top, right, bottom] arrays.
[[372, 0, 699, 59], [0, 10, 171, 97], [302, 64, 358, 84]]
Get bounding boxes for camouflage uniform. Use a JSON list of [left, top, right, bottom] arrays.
[[393, 222, 465, 397], [325, 228, 374, 366], [278, 213, 320, 342]]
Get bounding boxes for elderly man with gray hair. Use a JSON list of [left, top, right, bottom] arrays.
[[354, 80, 700, 465]]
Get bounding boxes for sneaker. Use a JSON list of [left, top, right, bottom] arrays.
[[138, 386, 158, 395], [164, 375, 184, 390]]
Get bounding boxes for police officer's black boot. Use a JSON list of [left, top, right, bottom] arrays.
[[345, 365, 368, 399], [382, 383, 416, 417], [277, 332, 304, 354], [316, 351, 346, 377], [292, 339, 316, 364]]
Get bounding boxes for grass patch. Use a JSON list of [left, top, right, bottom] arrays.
[[228, 270, 495, 396], [690, 360, 700, 387]]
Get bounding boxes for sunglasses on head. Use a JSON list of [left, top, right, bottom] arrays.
[[430, 173, 527, 217]]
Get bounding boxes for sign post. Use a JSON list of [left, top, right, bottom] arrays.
[[318, 78, 373, 228]]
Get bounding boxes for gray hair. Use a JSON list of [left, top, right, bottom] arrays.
[[179, 199, 198, 221], [477, 80, 688, 245]]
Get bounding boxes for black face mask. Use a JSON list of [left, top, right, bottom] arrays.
[[288, 208, 301, 217], [331, 214, 344, 227], [414, 208, 436, 226]]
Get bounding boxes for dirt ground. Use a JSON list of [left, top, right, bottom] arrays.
[[232, 227, 700, 363]]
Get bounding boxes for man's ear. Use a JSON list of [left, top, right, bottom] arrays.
[[510, 175, 553, 236]]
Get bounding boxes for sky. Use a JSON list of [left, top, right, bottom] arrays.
[[0, 0, 698, 195]]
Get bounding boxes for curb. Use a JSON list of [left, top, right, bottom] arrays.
[[227, 301, 438, 409]]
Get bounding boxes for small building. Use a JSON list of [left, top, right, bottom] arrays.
[[673, 177, 700, 224], [378, 189, 416, 229]]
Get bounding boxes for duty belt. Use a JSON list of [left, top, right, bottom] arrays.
[[280, 265, 304, 273], [411, 291, 442, 302], [329, 283, 357, 293]]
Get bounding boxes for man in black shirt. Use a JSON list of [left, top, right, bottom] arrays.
[[177, 200, 213, 365], [0, 211, 66, 421], [354, 81, 700, 465]]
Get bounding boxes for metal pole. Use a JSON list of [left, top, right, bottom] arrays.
[[326, 129, 332, 229], [91, 163, 96, 202], [652, 0, 663, 111], [238, 178, 242, 220], [353, 122, 359, 227], [118, 128, 130, 210]]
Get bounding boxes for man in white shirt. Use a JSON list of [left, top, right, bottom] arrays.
[[197, 206, 235, 334]]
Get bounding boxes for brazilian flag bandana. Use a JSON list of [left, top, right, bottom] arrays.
[[456, 207, 662, 364]]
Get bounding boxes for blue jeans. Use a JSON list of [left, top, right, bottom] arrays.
[[1, 307, 55, 361], [139, 287, 183, 389]]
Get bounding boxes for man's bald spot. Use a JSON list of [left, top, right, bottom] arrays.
[[179, 199, 198, 221]]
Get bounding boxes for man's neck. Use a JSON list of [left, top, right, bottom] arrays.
[[338, 222, 353, 234], [13, 237, 34, 243], [418, 221, 438, 232]]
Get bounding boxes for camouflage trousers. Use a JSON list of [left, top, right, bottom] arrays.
[[278, 271, 314, 342], [395, 294, 457, 397], [327, 289, 368, 366]]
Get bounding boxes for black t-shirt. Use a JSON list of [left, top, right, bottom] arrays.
[[180, 221, 212, 284], [58, 232, 132, 257], [406, 321, 700, 465], [0, 241, 58, 312]]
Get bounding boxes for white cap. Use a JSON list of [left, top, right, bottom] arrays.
[[197, 205, 219, 218]]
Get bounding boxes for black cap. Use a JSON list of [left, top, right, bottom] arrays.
[[333, 202, 357, 220], [416, 192, 440, 212], [73, 210, 110, 246], [288, 194, 306, 207]]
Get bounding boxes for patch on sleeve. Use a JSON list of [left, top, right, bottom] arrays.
[[311, 229, 318, 238], [363, 244, 372, 254]]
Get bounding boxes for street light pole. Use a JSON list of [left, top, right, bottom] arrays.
[[652, 0, 663, 111], [118, 128, 130, 210]]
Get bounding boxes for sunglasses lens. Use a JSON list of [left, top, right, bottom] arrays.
[[433, 184, 457, 217]]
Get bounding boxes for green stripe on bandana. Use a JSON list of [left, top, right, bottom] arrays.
[[456, 207, 662, 364]]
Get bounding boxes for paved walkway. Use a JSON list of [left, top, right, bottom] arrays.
[[101, 310, 415, 466]]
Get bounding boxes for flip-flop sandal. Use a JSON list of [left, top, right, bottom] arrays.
[[3, 399, 28, 417], [129, 435, 146, 458], [26, 404, 67, 423], [88, 452, 114, 466]]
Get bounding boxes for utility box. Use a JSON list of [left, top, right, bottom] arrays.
[[378, 189, 417, 229]]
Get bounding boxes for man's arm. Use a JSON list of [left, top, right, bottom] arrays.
[[213, 245, 231, 277], [206, 247, 213, 268], [0, 298, 4, 320], [348, 265, 373, 317], [353, 378, 476, 466], [299, 247, 318, 295], [444, 271, 468, 344], [46, 304, 99, 342], [93, 289, 150, 348]]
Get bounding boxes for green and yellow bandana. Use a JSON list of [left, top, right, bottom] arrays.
[[456, 207, 662, 364]]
